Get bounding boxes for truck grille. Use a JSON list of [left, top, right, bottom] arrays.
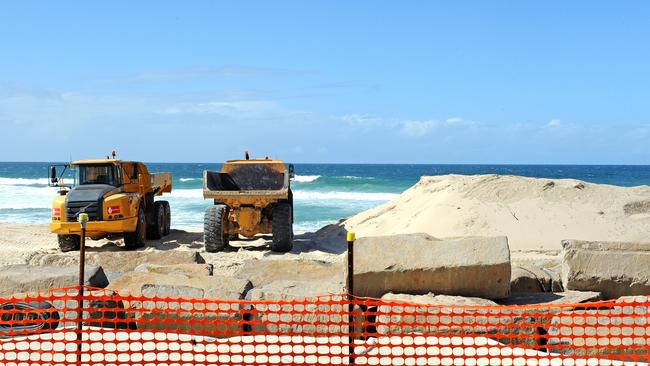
[[66, 201, 102, 222]]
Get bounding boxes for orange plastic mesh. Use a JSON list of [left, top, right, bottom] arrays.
[[0, 286, 648, 365]]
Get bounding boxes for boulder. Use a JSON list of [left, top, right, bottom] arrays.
[[352, 234, 511, 299], [561, 240, 650, 299], [107, 272, 252, 338], [510, 264, 563, 293], [107, 272, 252, 299], [0, 264, 108, 295], [235, 259, 344, 287], [134, 263, 214, 278], [375, 292, 537, 346], [246, 280, 343, 301], [27, 251, 205, 273], [547, 304, 650, 361], [246, 280, 354, 335], [381, 292, 498, 306]]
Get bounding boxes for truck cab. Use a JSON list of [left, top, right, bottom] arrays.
[[49, 159, 172, 251]]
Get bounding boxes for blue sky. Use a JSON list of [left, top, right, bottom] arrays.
[[1, 1, 649, 163]]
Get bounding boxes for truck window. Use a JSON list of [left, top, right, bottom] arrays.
[[75, 164, 120, 186]]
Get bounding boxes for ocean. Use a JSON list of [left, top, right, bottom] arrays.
[[1, 162, 650, 232]]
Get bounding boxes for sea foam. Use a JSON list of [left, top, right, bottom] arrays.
[[0, 177, 50, 186], [292, 175, 320, 183]]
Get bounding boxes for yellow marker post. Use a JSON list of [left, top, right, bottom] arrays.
[[346, 231, 356, 365]]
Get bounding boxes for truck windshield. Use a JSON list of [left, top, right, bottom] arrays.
[[74, 164, 120, 186]]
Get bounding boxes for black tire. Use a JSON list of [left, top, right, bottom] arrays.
[[146, 202, 165, 240], [0, 301, 60, 333], [124, 209, 146, 249], [204, 205, 229, 253], [57, 235, 80, 252], [271, 201, 293, 252], [43, 303, 60, 331], [160, 200, 171, 236], [228, 233, 239, 241]]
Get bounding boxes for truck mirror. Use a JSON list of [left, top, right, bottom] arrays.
[[288, 164, 295, 179], [49, 166, 58, 184]]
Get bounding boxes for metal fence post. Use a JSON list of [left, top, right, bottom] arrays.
[[77, 212, 88, 366], [346, 231, 356, 365]]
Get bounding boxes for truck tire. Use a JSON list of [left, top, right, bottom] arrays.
[[146, 202, 165, 240], [204, 205, 228, 253], [160, 200, 171, 236], [57, 235, 80, 252], [271, 202, 293, 252], [124, 209, 146, 249]]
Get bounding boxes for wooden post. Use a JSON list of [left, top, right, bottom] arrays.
[[77, 212, 88, 366]]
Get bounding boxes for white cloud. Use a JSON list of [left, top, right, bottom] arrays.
[[546, 119, 563, 128], [339, 114, 384, 128], [399, 120, 438, 138], [445, 117, 464, 124], [159, 100, 282, 119], [337, 114, 480, 138]]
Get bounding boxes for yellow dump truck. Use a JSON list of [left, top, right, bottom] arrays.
[[203, 155, 294, 253], [49, 157, 172, 251]]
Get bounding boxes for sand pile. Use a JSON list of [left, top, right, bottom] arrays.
[[342, 174, 650, 251]]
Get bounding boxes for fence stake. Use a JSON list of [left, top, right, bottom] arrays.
[[346, 231, 356, 365], [77, 213, 88, 366]]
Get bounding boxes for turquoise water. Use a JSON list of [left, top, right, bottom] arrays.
[[1, 162, 650, 231]]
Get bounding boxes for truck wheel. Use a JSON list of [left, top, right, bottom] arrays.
[[204, 205, 229, 253], [160, 201, 171, 236], [271, 202, 293, 252], [124, 209, 146, 249], [57, 235, 80, 252], [146, 202, 165, 240]]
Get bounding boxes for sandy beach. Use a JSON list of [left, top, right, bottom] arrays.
[[1, 174, 648, 276], [344, 174, 650, 251]]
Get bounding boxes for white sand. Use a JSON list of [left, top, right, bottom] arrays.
[[0, 223, 343, 273], [344, 174, 650, 251], [2, 174, 649, 266], [0, 329, 643, 366]]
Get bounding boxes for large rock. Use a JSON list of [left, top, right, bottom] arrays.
[[107, 272, 251, 299], [375, 292, 537, 346], [0, 264, 108, 295], [235, 259, 344, 287], [547, 303, 650, 361], [246, 280, 343, 301], [107, 272, 252, 338], [352, 234, 511, 299], [380, 292, 499, 306], [510, 263, 563, 293], [377, 291, 607, 349], [246, 280, 354, 335], [134, 263, 214, 278], [27, 251, 205, 273], [561, 240, 650, 299]]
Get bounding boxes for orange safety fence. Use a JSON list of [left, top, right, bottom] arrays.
[[0, 286, 648, 365]]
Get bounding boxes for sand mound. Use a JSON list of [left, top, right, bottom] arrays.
[[342, 174, 650, 251]]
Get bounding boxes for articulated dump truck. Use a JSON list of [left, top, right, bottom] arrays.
[[49, 157, 172, 252], [203, 156, 294, 253]]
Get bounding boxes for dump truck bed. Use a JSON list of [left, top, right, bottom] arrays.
[[202, 169, 289, 201], [151, 172, 172, 195]]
